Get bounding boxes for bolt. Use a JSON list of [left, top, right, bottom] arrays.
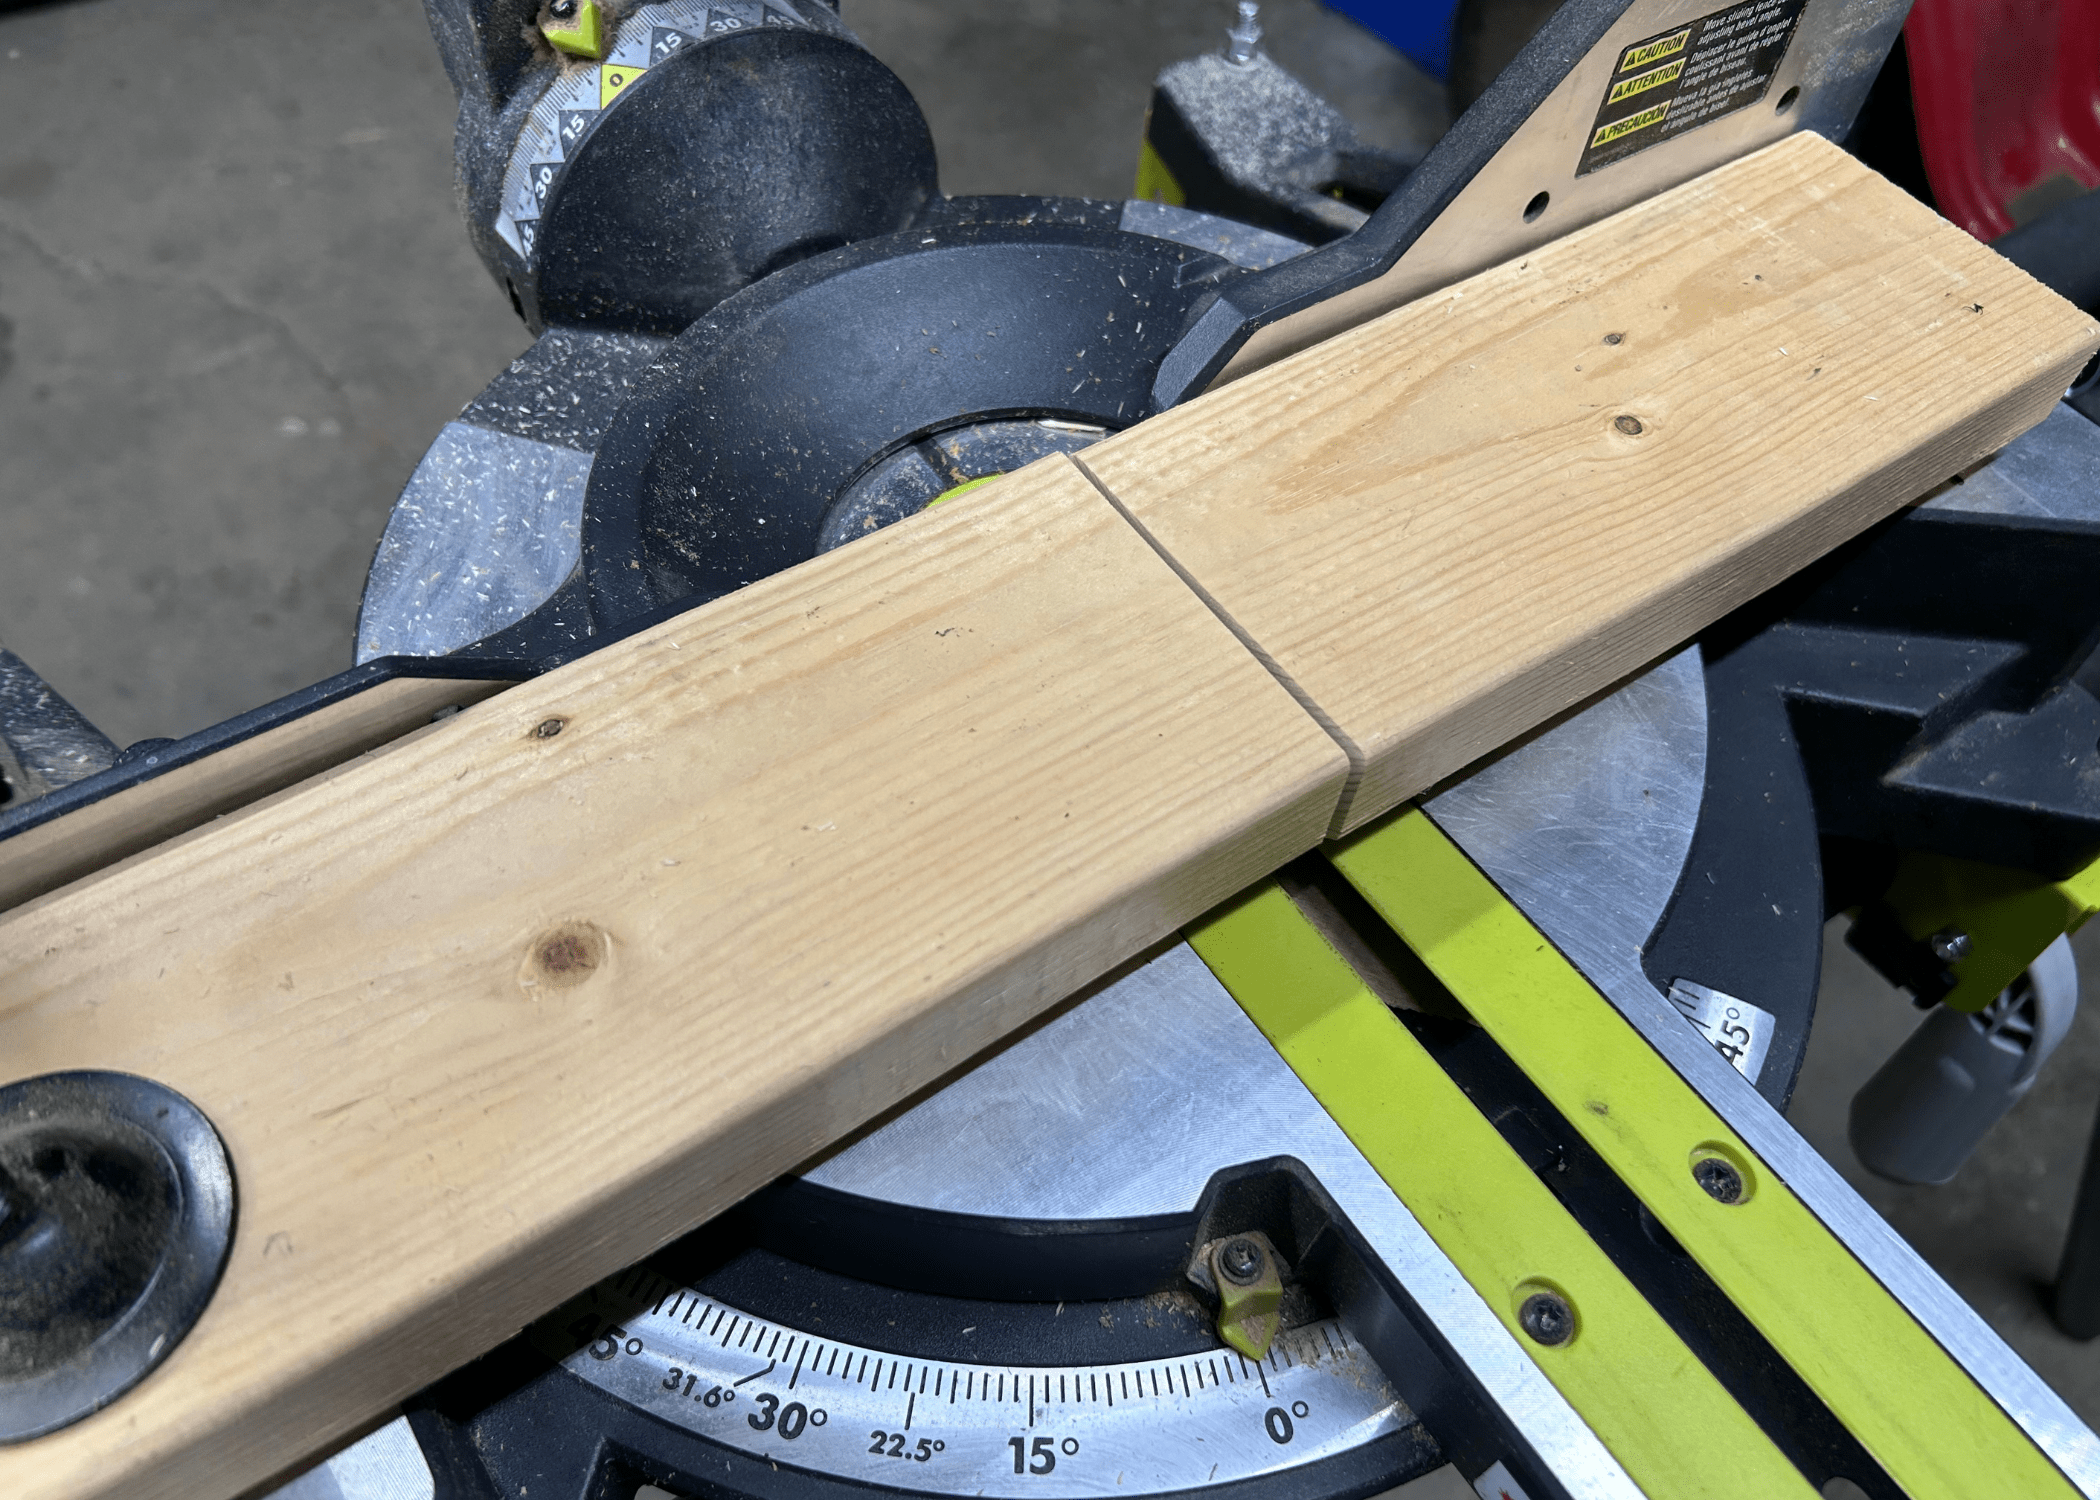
[[1614, 414, 1644, 435], [535, 717, 566, 739], [1693, 1156, 1745, 1204], [1518, 1291, 1574, 1346], [1930, 928, 1972, 963], [1218, 1238, 1265, 1285], [1224, 1, 1263, 64]]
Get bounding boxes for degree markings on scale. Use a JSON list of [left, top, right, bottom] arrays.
[[493, 0, 843, 258], [604, 1265, 1344, 1410], [549, 1264, 1409, 1496]]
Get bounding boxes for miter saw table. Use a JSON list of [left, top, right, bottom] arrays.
[[3, 1, 2100, 1498]]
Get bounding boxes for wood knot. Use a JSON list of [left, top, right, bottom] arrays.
[[520, 920, 609, 993]]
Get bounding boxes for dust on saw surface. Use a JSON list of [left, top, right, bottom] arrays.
[[6, 129, 2096, 1500], [0, 454, 1346, 1500], [1078, 131, 2100, 835]]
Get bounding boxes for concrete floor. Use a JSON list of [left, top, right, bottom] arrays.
[[0, 0, 528, 744], [1791, 918, 2100, 1428], [0, 0, 1443, 748], [4, 0, 2099, 1465]]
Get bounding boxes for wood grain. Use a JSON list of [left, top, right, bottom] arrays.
[[0, 456, 1347, 1500], [0, 674, 514, 914], [1078, 133, 2100, 834], [3, 135, 2093, 1500]]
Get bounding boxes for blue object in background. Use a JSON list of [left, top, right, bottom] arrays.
[[1321, 0, 1461, 79]]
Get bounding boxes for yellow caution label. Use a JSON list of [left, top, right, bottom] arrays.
[[599, 61, 647, 107], [1619, 27, 1690, 72], [1591, 99, 1673, 149], [1606, 57, 1686, 105]]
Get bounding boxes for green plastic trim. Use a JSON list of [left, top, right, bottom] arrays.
[[1186, 883, 1815, 1500], [926, 474, 1001, 508], [540, 0, 606, 59], [1883, 848, 2100, 1012], [1208, 1237, 1283, 1360], [1133, 134, 1187, 208], [1328, 808, 2079, 1500]]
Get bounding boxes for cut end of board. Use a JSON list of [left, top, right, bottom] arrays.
[[1078, 132, 2100, 836], [3, 132, 2095, 1500]]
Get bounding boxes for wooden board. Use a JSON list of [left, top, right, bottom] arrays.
[[0, 673, 515, 913], [1077, 133, 2100, 834], [0, 456, 1348, 1500], [2, 136, 2093, 1500]]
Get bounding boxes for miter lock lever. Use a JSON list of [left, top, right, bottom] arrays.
[[1187, 1230, 1286, 1360]]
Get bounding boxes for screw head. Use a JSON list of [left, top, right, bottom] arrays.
[[1613, 414, 1644, 435], [1517, 1291, 1575, 1346], [534, 718, 566, 739], [1930, 928, 1973, 963], [1693, 1156, 1745, 1204], [549, 0, 578, 17], [1217, 1238, 1264, 1285]]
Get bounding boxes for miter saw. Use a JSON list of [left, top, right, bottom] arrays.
[[4, 1, 2100, 1497]]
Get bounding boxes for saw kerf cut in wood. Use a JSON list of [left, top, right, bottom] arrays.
[[1079, 132, 2100, 834], [0, 457, 1346, 1500], [0, 136, 2093, 1500]]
